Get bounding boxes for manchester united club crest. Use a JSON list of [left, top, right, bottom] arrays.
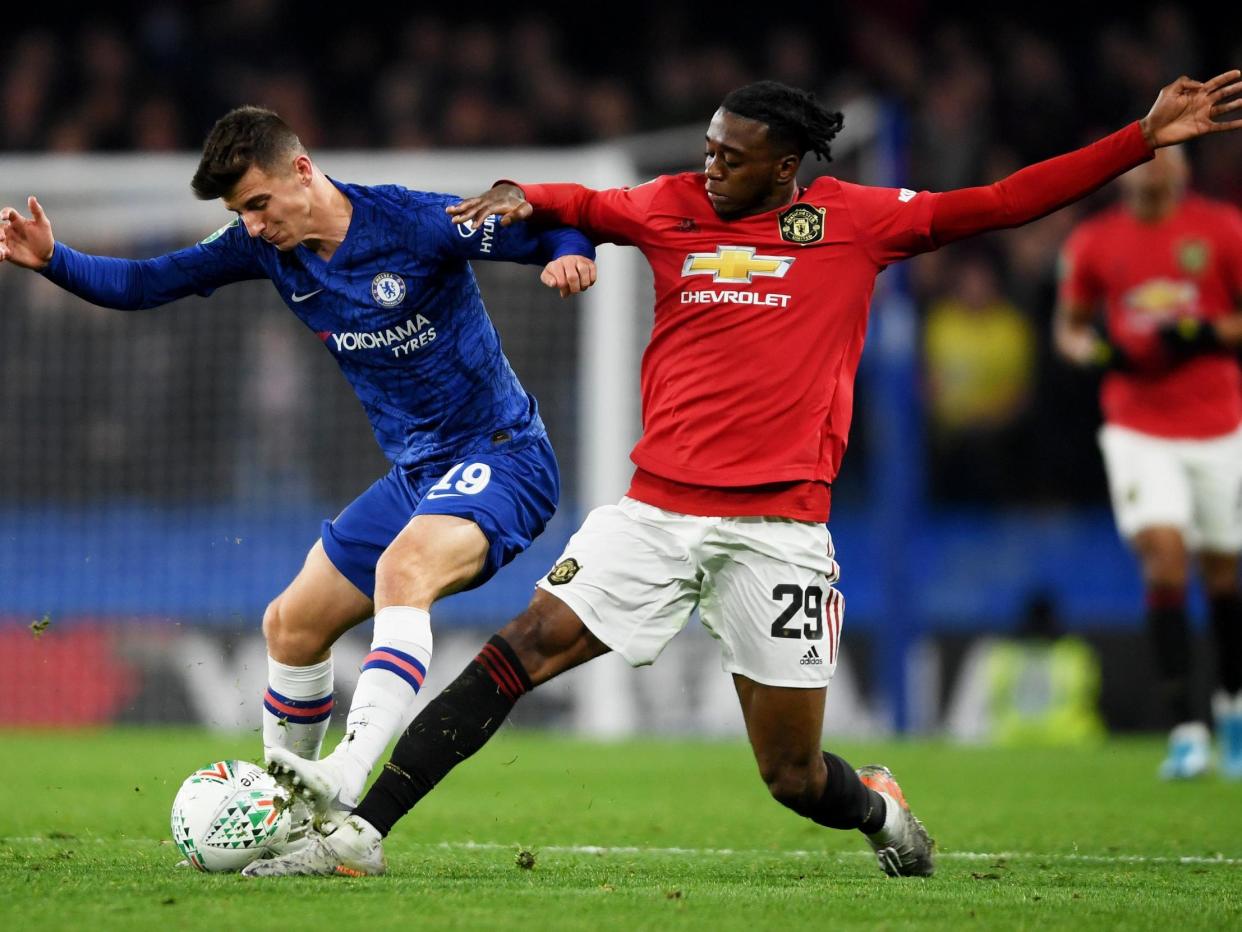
[[778, 204, 826, 244], [1177, 238, 1210, 276], [546, 558, 581, 586]]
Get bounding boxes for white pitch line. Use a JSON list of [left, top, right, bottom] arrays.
[[435, 841, 1242, 866], [3, 836, 1240, 866]]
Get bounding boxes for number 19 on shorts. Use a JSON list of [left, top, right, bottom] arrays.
[[426, 461, 492, 499]]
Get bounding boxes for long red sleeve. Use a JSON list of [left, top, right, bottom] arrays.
[[929, 122, 1153, 246], [516, 183, 591, 226], [515, 180, 668, 247]]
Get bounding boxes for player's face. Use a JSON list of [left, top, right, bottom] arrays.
[[703, 109, 799, 219], [223, 157, 314, 250]]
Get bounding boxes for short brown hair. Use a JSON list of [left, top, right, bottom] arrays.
[[191, 106, 306, 200]]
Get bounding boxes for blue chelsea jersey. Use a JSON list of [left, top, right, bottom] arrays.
[[42, 180, 594, 469]]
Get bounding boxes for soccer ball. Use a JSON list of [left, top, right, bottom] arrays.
[[170, 759, 302, 872]]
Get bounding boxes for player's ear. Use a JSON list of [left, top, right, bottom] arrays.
[[293, 154, 314, 186], [775, 153, 801, 185]]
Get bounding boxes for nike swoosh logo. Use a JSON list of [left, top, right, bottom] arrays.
[[291, 289, 324, 303], [424, 492, 461, 500]]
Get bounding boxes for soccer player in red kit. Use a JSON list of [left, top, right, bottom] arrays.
[[1055, 145, 1242, 780], [247, 71, 1242, 879]]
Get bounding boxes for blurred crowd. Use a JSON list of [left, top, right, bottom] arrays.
[[4, 2, 1241, 507]]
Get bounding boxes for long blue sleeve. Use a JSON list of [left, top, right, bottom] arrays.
[[40, 231, 265, 310], [531, 224, 596, 263], [416, 193, 594, 265]]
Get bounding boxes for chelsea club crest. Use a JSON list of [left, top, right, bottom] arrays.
[[371, 272, 407, 307]]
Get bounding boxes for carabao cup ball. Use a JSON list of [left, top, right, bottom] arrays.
[[170, 760, 295, 872]]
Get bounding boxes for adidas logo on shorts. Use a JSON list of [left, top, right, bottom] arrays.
[[800, 645, 823, 665]]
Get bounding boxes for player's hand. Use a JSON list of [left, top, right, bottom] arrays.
[[446, 184, 533, 228], [1157, 317, 1223, 357], [1139, 70, 1242, 147], [1061, 327, 1131, 371], [0, 196, 56, 270], [1088, 336, 1132, 372], [541, 255, 597, 298]]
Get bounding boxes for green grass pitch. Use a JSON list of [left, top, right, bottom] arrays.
[[2, 728, 1240, 930]]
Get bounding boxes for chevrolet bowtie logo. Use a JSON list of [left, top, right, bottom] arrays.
[[681, 246, 795, 283]]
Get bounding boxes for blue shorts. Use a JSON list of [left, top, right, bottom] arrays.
[[321, 435, 559, 599]]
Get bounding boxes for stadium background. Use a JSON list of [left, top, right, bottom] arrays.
[[2, 2, 1240, 739]]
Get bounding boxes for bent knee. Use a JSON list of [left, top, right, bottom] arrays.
[[263, 599, 331, 665]]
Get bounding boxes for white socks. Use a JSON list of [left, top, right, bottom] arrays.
[[263, 656, 334, 760], [331, 606, 433, 807]]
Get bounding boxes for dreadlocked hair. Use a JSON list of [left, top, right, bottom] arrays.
[[720, 81, 844, 162]]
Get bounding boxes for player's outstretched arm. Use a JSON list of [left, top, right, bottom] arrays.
[[4, 198, 262, 310], [926, 70, 1241, 249], [0, 196, 56, 270], [446, 184, 532, 229], [1138, 70, 1242, 147]]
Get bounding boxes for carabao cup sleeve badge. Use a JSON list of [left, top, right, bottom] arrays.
[[778, 204, 826, 244], [547, 558, 581, 585]]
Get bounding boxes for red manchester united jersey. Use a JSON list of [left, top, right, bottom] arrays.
[[523, 174, 939, 514], [1059, 195, 1242, 438], [518, 122, 1150, 519]]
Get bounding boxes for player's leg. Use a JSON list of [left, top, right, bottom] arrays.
[[1189, 426, 1242, 777], [732, 677, 868, 823], [701, 515, 932, 877], [261, 540, 373, 761], [262, 466, 416, 766], [243, 590, 609, 878], [732, 677, 930, 877], [305, 513, 490, 808], [274, 441, 560, 811], [1099, 424, 1208, 778], [1133, 526, 1197, 718]]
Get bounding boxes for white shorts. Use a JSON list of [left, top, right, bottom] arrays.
[[1098, 423, 1242, 552], [535, 497, 844, 688]]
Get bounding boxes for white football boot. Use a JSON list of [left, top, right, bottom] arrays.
[[1157, 721, 1212, 780], [266, 746, 359, 829], [241, 815, 386, 878], [856, 765, 935, 878]]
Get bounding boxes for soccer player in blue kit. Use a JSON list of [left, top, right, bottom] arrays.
[[0, 107, 597, 813]]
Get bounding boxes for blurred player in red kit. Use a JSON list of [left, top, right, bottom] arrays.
[[248, 70, 1242, 879], [1055, 145, 1242, 779]]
